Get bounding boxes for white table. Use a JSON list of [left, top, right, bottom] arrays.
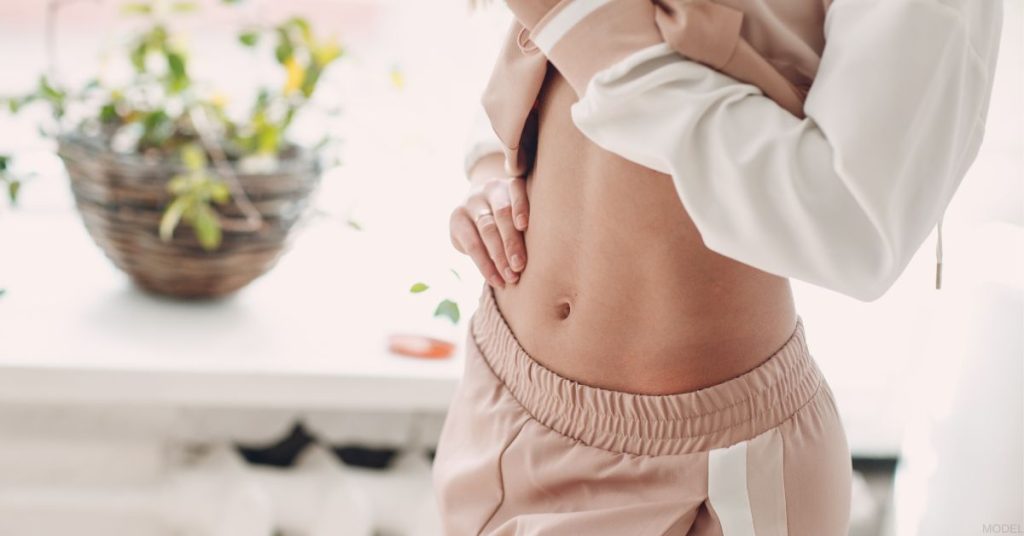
[[0, 210, 467, 535], [0, 212, 469, 413]]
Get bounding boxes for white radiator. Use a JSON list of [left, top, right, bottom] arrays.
[[0, 404, 446, 536]]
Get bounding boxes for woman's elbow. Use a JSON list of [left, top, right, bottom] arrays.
[[841, 271, 898, 303], [830, 240, 905, 302]]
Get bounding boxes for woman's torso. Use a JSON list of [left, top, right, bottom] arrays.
[[491, 65, 798, 395]]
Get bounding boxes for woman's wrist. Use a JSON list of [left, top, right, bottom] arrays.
[[467, 153, 507, 184]]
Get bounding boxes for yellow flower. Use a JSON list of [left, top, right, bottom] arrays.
[[284, 56, 305, 95], [209, 91, 229, 108], [390, 66, 404, 90], [313, 40, 342, 68]]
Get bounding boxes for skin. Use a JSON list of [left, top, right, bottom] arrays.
[[450, 65, 799, 395]]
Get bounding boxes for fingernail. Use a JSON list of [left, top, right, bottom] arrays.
[[516, 215, 528, 229], [503, 268, 518, 282], [510, 254, 524, 271]]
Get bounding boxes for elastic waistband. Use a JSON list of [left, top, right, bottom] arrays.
[[470, 284, 824, 456]]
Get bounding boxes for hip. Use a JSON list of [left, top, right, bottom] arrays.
[[432, 287, 851, 535]]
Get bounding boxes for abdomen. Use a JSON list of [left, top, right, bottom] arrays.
[[492, 66, 798, 395]]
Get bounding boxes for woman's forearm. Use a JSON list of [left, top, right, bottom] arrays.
[[464, 101, 507, 181], [568, 0, 1003, 300], [468, 153, 508, 185]]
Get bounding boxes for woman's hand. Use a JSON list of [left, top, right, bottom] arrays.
[[449, 164, 530, 289]]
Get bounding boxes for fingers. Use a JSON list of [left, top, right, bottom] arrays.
[[472, 205, 518, 285], [450, 209, 506, 289], [508, 177, 530, 231], [449, 177, 530, 288], [486, 181, 527, 275]]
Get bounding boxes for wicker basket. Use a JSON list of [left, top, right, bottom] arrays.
[[57, 133, 322, 299]]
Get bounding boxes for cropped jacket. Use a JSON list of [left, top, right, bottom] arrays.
[[466, 0, 1004, 302]]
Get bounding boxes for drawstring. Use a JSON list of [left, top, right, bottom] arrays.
[[935, 212, 944, 290]]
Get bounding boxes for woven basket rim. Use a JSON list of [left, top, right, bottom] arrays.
[[56, 131, 321, 177]]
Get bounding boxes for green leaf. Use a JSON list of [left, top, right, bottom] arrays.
[[82, 78, 101, 91], [274, 28, 294, 64], [159, 195, 190, 242], [410, 282, 429, 293], [6, 97, 23, 113], [38, 77, 61, 100], [130, 42, 148, 72], [36, 76, 66, 118], [143, 109, 168, 128], [300, 64, 321, 98], [165, 50, 189, 92], [99, 103, 119, 123], [7, 180, 20, 204], [256, 124, 280, 154], [254, 88, 270, 109], [279, 105, 297, 131], [147, 24, 169, 48], [346, 218, 363, 231], [120, 2, 152, 15], [139, 109, 172, 146], [0, 155, 8, 172], [208, 180, 231, 204], [312, 40, 343, 68], [433, 299, 460, 324], [0, 288, 6, 298], [193, 203, 222, 251], [170, 1, 198, 12], [286, 17, 313, 44], [180, 144, 206, 171], [238, 31, 260, 47], [167, 174, 191, 195]]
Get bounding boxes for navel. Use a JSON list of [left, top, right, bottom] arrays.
[[555, 299, 572, 320]]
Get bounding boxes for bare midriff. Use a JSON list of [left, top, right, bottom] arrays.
[[491, 65, 798, 395]]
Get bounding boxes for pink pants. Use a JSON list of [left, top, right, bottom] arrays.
[[433, 285, 852, 535]]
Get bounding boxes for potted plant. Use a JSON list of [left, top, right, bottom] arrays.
[[2, 0, 343, 298]]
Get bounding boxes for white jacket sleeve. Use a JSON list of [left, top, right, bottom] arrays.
[[569, 0, 1003, 301], [464, 101, 506, 179]]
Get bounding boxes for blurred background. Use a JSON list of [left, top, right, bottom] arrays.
[[0, 1, 1020, 535]]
